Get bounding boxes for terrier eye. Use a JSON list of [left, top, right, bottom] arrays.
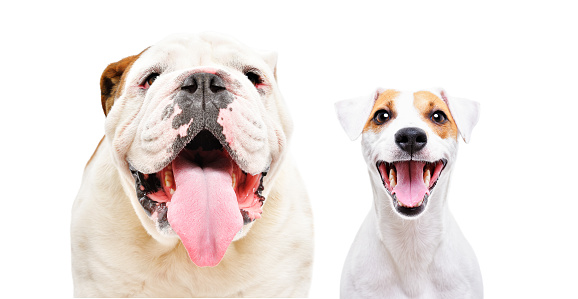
[[373, 110, 391, 125], [431, 111, 448, 124]]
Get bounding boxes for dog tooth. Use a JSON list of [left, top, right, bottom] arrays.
[[170, 188, 175, 195], [165, 177, 174, 187], [232, 172, 237, 188], [389, 169, 396, 188], [424, 169, 431, 186]]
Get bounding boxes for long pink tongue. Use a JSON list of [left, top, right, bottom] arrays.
[[168, 151, 243, 267], [393, 161, 428, 207]]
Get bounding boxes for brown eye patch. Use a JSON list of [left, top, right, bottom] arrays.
[[413, 91, 458, 140], [363, 89, 399, 133]]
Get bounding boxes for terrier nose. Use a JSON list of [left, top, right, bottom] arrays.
[[395, 127, 427, 155]]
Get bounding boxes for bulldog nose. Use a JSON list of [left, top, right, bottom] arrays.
[[181, 72, 226, 95], [395, 127, 427, 154]]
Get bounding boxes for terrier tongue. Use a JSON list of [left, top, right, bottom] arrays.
[[393, 161, 428, 207], [168, 151, 242, 267]]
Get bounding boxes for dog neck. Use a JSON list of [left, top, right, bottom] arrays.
[[371, 169, 453, 274]]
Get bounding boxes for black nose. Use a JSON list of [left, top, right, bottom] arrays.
[[171, 72, 234, 134], [181, 72, 227, 95], [395, 127, 427, 154]]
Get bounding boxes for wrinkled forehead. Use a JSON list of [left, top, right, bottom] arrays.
[[133, 33, 266, 73]]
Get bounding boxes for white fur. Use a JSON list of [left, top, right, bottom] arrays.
[[71, 33, 313, 297], [336, 88, 483, 298]]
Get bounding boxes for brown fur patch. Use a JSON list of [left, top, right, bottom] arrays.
[[100, 48, 148, 116], [362, 89, 399, 133], [413, 91, 458, 140]]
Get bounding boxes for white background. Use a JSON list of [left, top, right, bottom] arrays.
[[2, 1, 577, 298]]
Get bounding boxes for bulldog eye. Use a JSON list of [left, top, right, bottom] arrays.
[[431, 110, 448, 124], [141, 73, 159, 89], [373, 110, 391, 125], [244, 71, 263, 87]]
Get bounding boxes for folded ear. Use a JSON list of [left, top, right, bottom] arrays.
[[334, 88, 383, 140], [99, 55, 139, 116], [261, 51, 278, 80], [439, 89, 480, 143]]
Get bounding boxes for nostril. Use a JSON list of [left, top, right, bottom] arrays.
[[209, 78, 226, 93], [395, 134, 409, 144], [181, 79, 198, 94], [416, 134, 427, 144]]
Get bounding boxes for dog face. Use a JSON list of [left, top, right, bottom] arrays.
[[100, 33, 291, 267], [336, 88, 479, 218]]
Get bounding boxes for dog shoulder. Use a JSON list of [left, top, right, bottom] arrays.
[[341, 212, 399, 297]]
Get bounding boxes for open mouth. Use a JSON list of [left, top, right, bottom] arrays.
[[377, 159, 446, 217], [128, 129, 267, 266]]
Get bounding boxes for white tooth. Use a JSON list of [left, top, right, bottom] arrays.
[[424, 169, 431, 186], [389, 169, 396, 188], [170, 188, 175, 195], [165, 170, 174, 187], [232, 172, 237, 188]]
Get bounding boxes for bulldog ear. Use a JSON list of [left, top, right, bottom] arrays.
[[100, 54, 140, 116], [334, 88, 383, 140], [261, 51, 278, 80], [439, 89, 480, 143]]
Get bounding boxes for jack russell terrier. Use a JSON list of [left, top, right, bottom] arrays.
[[335, 88, 483, 298]]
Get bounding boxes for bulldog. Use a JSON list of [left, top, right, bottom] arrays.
[[71, 33, 313, 297], [335, 88, 483, 298]]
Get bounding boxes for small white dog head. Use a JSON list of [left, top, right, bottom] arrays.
[[335, 88, 479, 218]]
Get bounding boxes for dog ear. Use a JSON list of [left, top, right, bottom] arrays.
[[261, 51, 278, 80], [335, 88, 384, 140], [100, 54, 141, 116], [438, 89, 480, 143]]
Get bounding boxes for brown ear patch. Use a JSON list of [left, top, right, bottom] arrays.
[[100, 49, 148, 116], [362, 89, 399, 133], [413, 91, 458, 140]]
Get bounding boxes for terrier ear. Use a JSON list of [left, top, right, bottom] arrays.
[[438, 89, 480, 143], [100, 54, 141, 116], [335, 88, 384, 140]]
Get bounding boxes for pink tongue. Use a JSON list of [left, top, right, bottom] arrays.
[[168, 151, 242, 267], [393, 161, 428, 207]]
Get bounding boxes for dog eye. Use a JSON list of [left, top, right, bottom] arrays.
[[244, 71, 263, 87], [431, 111, 448, 124], [373, 110, 391, 125], [141, 73, 159, 89]]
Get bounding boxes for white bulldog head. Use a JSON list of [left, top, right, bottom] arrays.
[[335, 88, 479, 218], [100, 33, 291, 267]]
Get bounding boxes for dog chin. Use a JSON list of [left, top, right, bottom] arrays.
[[376, 159, 447, 218]]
